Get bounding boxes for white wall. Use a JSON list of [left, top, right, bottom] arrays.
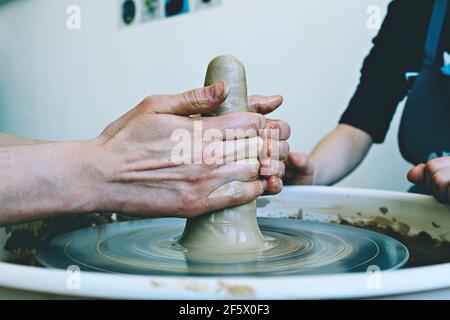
[[0, 0, 412, 191]]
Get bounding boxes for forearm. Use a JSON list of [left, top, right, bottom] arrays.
[[0, 133, 50, 146], [0, 141, 100, 225], [310, 124, 372, 185]]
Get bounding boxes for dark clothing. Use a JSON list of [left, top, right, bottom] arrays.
[[340, 0, 450, 143]]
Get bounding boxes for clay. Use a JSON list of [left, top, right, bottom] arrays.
[[178, 55, 268, 254], [36, 218, 408, 276], [339, 218, 450, 268]]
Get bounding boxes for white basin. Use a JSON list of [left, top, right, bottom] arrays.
[[0, 186, 449, 300]]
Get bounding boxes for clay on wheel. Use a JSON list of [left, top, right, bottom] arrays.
[[36, 219, 409, 276], [178, 55, 268, 253]]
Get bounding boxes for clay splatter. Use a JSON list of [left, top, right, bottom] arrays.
[[218, 282, 255, 297]]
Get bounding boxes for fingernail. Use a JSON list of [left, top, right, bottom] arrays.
[[223, 86, 231, 99]]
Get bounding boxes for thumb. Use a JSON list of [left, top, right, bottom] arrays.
[[148, 81, 229, 116], [288, 153, 314, 176], [407, 163, 426, 184]]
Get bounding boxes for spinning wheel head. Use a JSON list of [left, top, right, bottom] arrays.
[[37, 219, 408, 276]]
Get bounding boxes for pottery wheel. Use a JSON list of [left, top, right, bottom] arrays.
[[36, 218, 409, 276], [37, 56, 408, 276]]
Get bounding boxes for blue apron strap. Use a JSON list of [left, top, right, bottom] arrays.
[[424, 0, 449, 66]]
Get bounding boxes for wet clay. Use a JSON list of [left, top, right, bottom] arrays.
[[178, 55, 268, 254], [36, 218, 408, 276], [10, 214, 450, 270], [339, 219, 450, 268]]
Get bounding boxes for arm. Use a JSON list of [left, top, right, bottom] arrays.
[[284, 124, 372, 186], [0, 141, 98, 225], [0, 82, 290, 226], [287, 1, 420, 186], [0, 133, 49, 146]]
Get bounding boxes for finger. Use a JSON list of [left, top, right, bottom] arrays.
[[407, 164, 426, 184], [210, 160, 261, 184], [260, 140, 290, 161], [260, 159, 285, 178], [424, 158, 449, 190], [248, 95, 283, 115], [215, 137, 288, 163], [205, 180, 267, 212], [203, 112, 265, 138], [424, 165, 434, 191], [203, 113, 291, 141], [265, 176, 283, 195], [146, 81, 229, 115], [207, 137, 261, 163], [431, 168, 450, 203], [287, 153, 314, 176], [262, 119, 291, 141], [426, 157, 450, 173]]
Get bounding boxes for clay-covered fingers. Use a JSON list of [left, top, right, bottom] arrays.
[[203, 136, 289, 164], [210, 160, 261, 184], [202, 180, 268, 214], [266, 176, 283, 195], [248, 95, 283, 115], [203, 112, 290, 142], [210, 159, 285, 183], [260, 159, 285, 178], [228, 137, 288, 162], [142, 81, 229, 116]]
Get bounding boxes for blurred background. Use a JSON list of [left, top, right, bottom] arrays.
[[0, 0, 412, 191]]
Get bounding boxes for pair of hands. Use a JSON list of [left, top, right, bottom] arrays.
[[284, 152, 450, 204], [93, 81, 290, 218]]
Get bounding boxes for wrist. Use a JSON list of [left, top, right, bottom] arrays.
[[50, 140, 104, 215]]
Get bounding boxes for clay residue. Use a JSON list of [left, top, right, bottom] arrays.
[[4, 214, 125, 266], [183, 281, 209, 293], [337, 218, 450, 268], [217, 281, 255, 297], [288, 209, 303, 220], [432, 222, 441, 229], [149, 280, 165, 288]]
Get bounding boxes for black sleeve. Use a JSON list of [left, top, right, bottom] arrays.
[[339, 0, 429, 143]]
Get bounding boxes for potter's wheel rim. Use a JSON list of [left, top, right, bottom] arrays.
[[1, 186, 450, 299], [1, 260, 450, 299]]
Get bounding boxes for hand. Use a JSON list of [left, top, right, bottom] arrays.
[[408, 156, 450, 204], [92, 81, 290, 218], [247, 95, 287, 192], [283, 152, 315, 185]]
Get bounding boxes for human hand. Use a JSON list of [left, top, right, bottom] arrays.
[[91, 81, 290, 218], [283, 152, 316, 186], [408, 156, 450, 204]]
